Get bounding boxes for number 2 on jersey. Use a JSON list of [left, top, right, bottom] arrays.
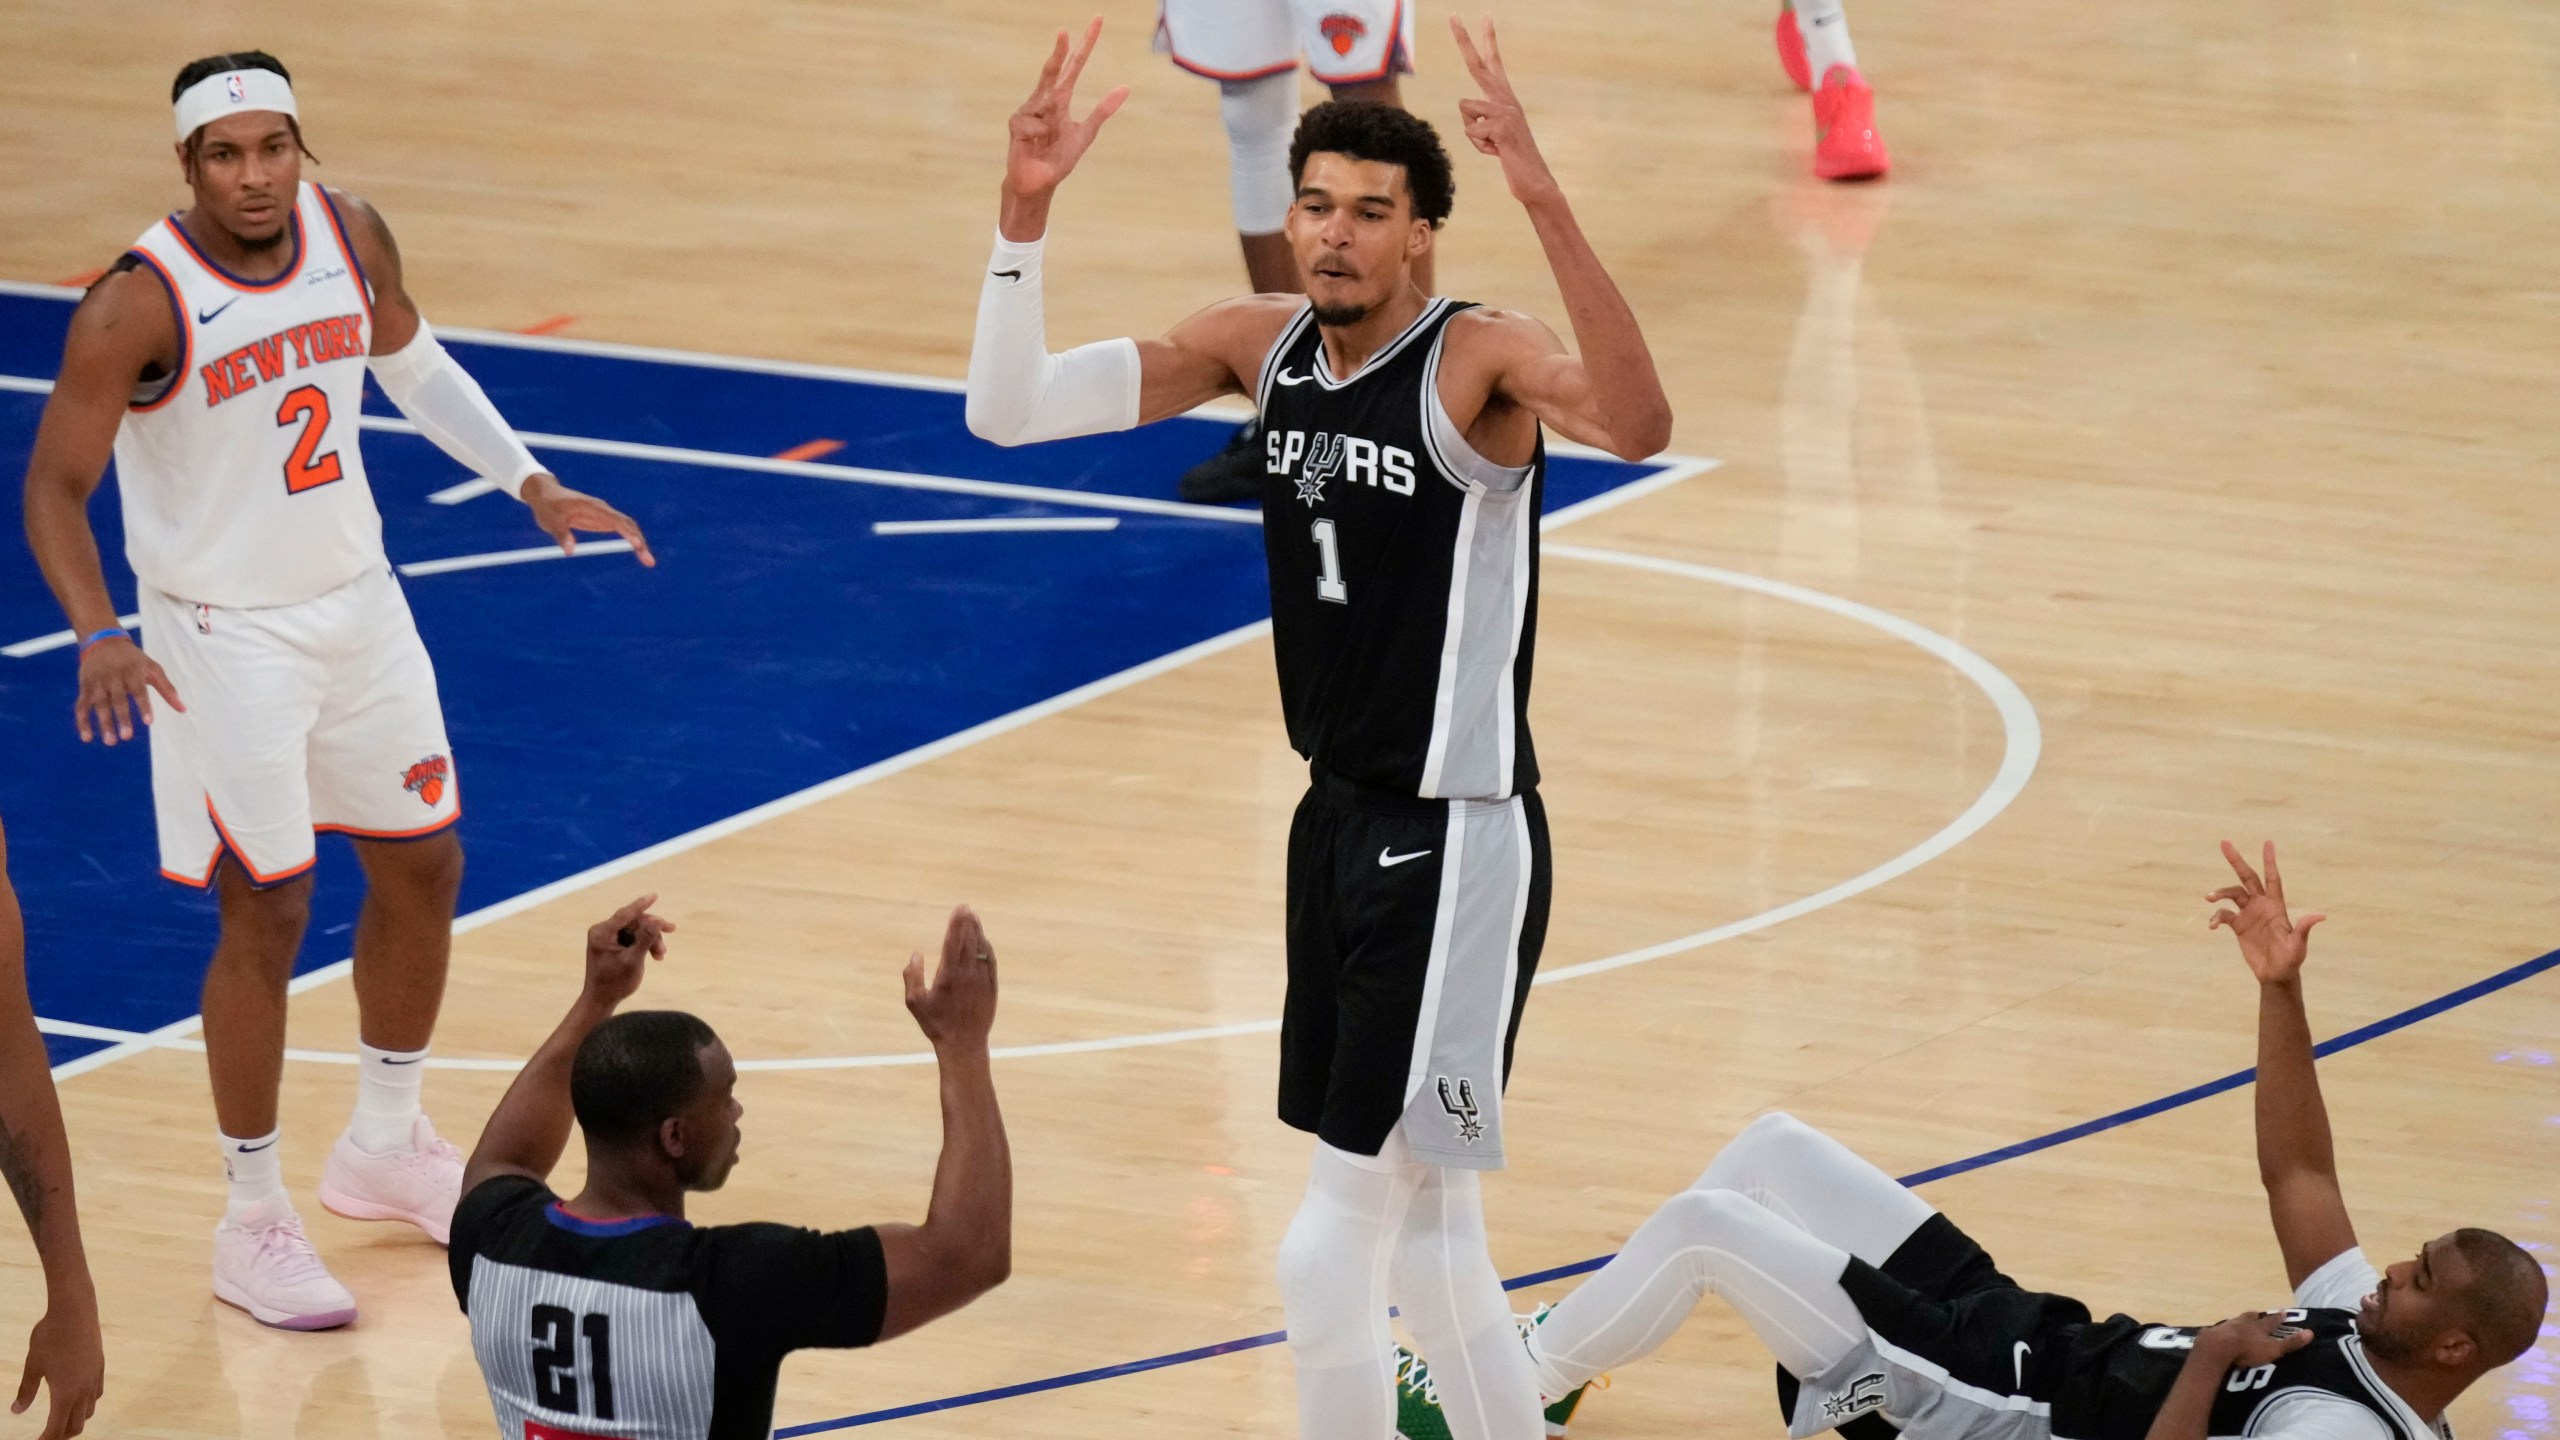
[[274, 384, 345, 494], [1312, 518, 1348, 604], [530, 1305, 616, 1422]]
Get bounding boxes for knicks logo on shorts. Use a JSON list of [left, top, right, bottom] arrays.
[[402, 754, 451, 808], [1319, 13, 1368, 55]]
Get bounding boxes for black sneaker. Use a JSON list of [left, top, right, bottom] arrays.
[[1178, 421, 1265, 505]]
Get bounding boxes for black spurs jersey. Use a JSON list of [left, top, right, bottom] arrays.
[[1254, 298, 1545, 801], [450, 1175, 888, 1440], [2051, 1307, 2448, 1440]]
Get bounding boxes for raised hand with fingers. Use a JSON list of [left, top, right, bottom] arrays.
[[583, 893, 676, 1009], [1448, 14, 1561, 207], [1004, 18, 1129, 205], [2207, 840, 2324, 986], [523, 473, 656, 567], [72, 634, 182, 746], [904, 905, 999, 1054]]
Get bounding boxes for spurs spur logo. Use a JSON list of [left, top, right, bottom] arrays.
[[1436, 1076, 1484, 1144], [1266, 429, 1420, 505]]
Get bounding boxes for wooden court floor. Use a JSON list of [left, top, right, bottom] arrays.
[[5, 0, 2558, 1436]]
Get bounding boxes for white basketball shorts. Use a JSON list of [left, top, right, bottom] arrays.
[[141, 564, 459, 888], [1156, 0, 1416, 85]]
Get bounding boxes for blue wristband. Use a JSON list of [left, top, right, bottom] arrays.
[[77, 627, 129, 654]]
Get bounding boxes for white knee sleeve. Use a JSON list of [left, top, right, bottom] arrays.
[[1528, 1187, 1869, 1394], [1392, 1167, 1540, 1440], [1694, 1113, 1934, 1266], [1278, 1142, 1418, 1440], [1220, 71, 1298, 235]]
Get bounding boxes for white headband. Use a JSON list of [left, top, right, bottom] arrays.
[[173, 68, 298, 142]]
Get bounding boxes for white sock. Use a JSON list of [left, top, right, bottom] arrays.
[[350, 1041, 428, 1153], [1794, 0, 1860, 81], [220, 1128, 290, 1224]]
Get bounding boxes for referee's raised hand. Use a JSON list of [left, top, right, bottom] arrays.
[[904, 906, 998, 1052], [583, 894, 675, 1009]]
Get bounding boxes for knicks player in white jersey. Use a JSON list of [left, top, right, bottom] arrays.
[[20, 51, 654, 1331]]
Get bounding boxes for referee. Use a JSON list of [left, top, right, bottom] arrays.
[[449, 895, 1011, 1440]]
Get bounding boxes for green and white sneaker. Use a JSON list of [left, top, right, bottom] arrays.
[[1522, 1304, 1598, 1437], [1390, 1307, 1600, 1440], [1395, 1345, 1452, 1440]]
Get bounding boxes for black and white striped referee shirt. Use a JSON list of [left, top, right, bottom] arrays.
[[450, 1174, 888, 1439]]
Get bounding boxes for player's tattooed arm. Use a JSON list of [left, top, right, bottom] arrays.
[[1446, 17, 1673, 461], [0, 820, 106, 1439], [2207, 841, 2357, 1289], [461, 896, 674, 1196], [330, 189, 656, 564], [22, 271, 186, 745]]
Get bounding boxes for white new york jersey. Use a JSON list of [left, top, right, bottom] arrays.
[[116, 182, 386, 609]]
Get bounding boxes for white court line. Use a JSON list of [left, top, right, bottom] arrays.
[[3, 547, 635, 654], [45, 531, 2039, 1077], [0, 370, 1266, 526], [874, 517, 1121, 536], [3, 612, 141, 659], [397, 539, 634, 576], [430, 477, 502, 505]]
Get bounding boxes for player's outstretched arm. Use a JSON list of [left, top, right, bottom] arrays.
[[460, 897, 673, 1196], [0, 819, 104, 1440], [328, 189, 654, 565], [21, 271, 186, 747], [2207, 840, 2356, 1288], [872, 906, 1012, 1342], [1445, 16, 1672, 461], [966, 20, 1266, 446]]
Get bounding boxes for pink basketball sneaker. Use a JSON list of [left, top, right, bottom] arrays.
[[1812, 64, 1890, 180], [318, 1114, 465, 1245], [212, 1207, 358, 1331]]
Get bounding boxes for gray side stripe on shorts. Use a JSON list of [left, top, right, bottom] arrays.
[[1400, 798, 1532, 1169]]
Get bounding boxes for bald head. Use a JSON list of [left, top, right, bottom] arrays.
[[2448, 1228, 2547, 1371]]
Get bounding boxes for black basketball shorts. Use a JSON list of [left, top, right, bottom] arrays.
[[1278, 765, 1551, 1169]]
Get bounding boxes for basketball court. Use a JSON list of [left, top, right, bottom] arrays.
[[1, 1, 2553, 1437]]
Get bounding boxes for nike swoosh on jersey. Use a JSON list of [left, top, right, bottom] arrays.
[[1378, 847, 1433, 867], [197, 298, 239, 324], [1274, 368, 1313, 386]]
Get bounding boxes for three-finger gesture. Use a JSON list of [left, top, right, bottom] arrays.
[[524, 474, 656, 567], [2207, 841, 2324, 985], [1004, 19, 1129, 201], [1449, 15, 1560, 206], [584, 894, 675, 1008], [904, 905, 999, 1053], [73, 634, 182, 745]]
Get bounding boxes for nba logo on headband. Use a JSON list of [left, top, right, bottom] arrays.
[[225, 74, 246, 102]]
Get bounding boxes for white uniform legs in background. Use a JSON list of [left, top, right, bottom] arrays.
[[1525, 1114, 1935, 1395], [1280, 1130, 1542, 1440]]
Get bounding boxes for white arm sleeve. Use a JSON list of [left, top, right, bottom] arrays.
[[963, 231, 1141, 448], [368, 322, 546, 499]]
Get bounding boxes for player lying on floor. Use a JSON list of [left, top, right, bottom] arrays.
[[447, 898, 1012, 1440], [1396, 842, 2547, 1440]]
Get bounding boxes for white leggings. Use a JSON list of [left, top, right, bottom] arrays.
[[1276, 1129, 1542, 1440], [1526, 1113, 1937, 1394]]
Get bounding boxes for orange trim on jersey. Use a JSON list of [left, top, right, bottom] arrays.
[[163, 206, 306, 293], [313, 185, 374, 329], [124, 248, 193, 414], [1308, 0, 1412, 86], [204, 800, 316, 888], [315, 806, 461, 842], [160, 854, 221, 890], [1163, 46, 1300, 81]]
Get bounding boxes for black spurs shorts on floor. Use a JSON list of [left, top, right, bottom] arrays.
[[1277, 764, 1551, 1169]]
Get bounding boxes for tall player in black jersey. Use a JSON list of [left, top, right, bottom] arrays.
[[447, 897, 1012, 1440], [965, 17, 1670, 1440], [1398, 842, 2546, 1440]]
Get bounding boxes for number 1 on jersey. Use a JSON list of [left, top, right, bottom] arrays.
[[1312, 518, 1348, 604], [275, 385, 345, 494]]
